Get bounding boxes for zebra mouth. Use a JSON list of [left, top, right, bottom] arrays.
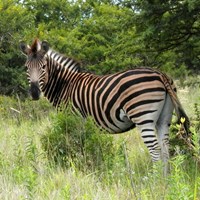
[[30, 82, 41, 100]]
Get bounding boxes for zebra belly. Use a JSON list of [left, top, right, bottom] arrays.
[[106, 120, 136, 133], [108, 109, 136, 133]]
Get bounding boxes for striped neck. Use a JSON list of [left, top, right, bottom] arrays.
[[42, 49, 81, 107]]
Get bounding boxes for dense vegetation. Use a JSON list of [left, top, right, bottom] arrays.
[[0, 0, 200, 94], [0, 89, 200, 199], [0, 0, 200, 199]]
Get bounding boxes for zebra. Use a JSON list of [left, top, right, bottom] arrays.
[[20, 38, 190, 174]]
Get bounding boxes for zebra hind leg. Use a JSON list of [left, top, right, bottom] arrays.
[[156, 94, 174, 176]]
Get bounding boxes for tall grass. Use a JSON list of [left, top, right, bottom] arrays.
[[0, 93, 199, 199]]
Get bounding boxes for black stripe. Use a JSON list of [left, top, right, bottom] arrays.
[[127, 99, 164, 113], [129, 110, 156, 119], [149, 146, 160, 151], [50, 68, 66, 105], [75, 75, 88, 117], [80, 75, 88, 116], [119, 87, 165, 108], [142, 135, 156, 139], [85, 77, 94, 115], [137, 120, 154, 125], [89, 78, 104, 126], [95, 73, 120, 89], [144, 142, 158, 148], [53, 69, 69, 106], [142, 129, 154, 132], [45, 68, 60, 102], [60, 56, 68, 64], [144, 139, 158, 144]]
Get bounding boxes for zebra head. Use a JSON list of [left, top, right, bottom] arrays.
[[20, 39, 49, 100]]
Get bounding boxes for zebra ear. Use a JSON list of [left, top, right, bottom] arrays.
[[41, 41, 49, 53], [19, 41, 30, 55]]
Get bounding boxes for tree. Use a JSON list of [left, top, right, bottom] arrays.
[[0, 0, 35, 94], [21, 1, 144, 74], [1, 0, 198, 95], [132, 0, 200, 72], [63, 3, 143, 74]]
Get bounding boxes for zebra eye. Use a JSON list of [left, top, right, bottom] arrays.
[[42, 65, 46, 70]]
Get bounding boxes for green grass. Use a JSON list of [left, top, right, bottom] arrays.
[[0, 91, 200, 200]]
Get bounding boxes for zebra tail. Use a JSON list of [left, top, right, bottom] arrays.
[[161, 73, 190, 136]]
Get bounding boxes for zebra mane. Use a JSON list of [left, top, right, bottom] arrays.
[[30, 38, 41, 54], [47, 49, 81, 72], [31, 39, 37, 51]]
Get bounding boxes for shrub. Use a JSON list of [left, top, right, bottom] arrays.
[[41, 104, 126, 177], [169, 102, 200, 175]]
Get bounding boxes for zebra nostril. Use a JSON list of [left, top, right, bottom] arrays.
[[30, 82, 41, 100]]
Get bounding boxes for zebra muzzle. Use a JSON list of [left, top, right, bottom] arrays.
[[30, 82, 41, 100]]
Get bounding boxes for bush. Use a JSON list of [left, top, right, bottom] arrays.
[[169, 102, 200, 167], [41, 104, 126, 177]]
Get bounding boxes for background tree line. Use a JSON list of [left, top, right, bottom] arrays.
[[0, 0, 200, 95]]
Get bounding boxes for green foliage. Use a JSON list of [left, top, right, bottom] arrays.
[[0, 93, 200, 198], [133, 0, 200, 72], [169, 101, 200, 182], [41, 104, 126, 178], [167, 155, 195, 200], [0, 95, 52, 123], [180, 76, 200, 88], [0, 0, 34, 94], [1, 0, 200, 94], [193, 103, 200, 132]]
